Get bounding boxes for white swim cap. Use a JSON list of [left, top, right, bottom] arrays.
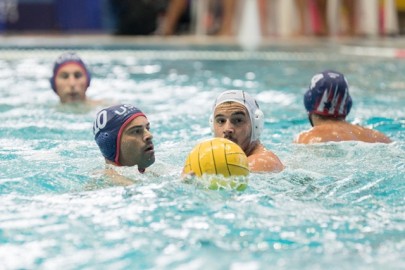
[[210, 90, 264, 142]]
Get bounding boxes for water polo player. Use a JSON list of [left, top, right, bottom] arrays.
[[210, 90, 284, 172], [50, 52, 92, 104], [295, 70, 391, 144], [93, 104, 155, 178]]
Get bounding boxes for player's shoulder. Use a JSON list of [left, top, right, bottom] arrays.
[[294, 128, 326, 144], [248, 145, 284, 172]]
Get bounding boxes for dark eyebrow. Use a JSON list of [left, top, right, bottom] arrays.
[[126, 123, 149, 133], [126, 125, 142, 132], [231, 111, 247, 117], [215, 111, 246, 118], [59, 71, 83, 76], [127, 123, 149, 132]]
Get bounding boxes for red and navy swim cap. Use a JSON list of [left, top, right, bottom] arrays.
[[93, 104, 146, 165], [50, 52, 91, 92], [304, 70, 352, 118]]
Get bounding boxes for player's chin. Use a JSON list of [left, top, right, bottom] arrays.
[[69, 93, 83, 100], [140, 154, 155, 168], [64, 95, 84, 103]]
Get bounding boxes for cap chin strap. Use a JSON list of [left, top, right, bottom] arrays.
[[308, 114, 314, 127]]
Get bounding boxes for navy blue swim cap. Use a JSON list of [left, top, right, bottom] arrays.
[[304, 70, 352, 118], [50, 52, 91, 92], [93, 104, 146, 165]]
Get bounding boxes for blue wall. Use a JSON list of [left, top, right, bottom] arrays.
[[1, 0, 112, 33]]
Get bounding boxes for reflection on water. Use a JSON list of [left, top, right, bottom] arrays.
[[0, 47, 404, 269]]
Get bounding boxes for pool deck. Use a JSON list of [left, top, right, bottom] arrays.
[[1, 34, 405, 59], [0, 33, 405, 47]]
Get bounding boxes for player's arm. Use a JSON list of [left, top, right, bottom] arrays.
[[248, 150, 284, 173]]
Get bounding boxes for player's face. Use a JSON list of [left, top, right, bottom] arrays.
[[55, 63, 88, 103], [118, 116, 155, 169], [213, 102, 252, 153]]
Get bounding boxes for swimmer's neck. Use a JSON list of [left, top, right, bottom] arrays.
[[104, 159, 145, 173], [311, 114, 347, 126], [105, 159, 119, 167], [245, 140, 263, 156]]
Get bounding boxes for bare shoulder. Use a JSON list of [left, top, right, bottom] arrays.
[[295, 130, 310, 144], [104, 168, 137, 186], [85, 168, 136, 190], [294, 128, 328, 144], [360, 126, 392, 143], [296, 124, 392, 144], [248, 145, 284, 173]]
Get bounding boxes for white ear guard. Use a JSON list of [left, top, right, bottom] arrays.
[[252, 108, 264, 141]]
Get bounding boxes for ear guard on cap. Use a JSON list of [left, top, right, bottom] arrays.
[[252, 108, 264, 140], [209, 114, 214, 133]]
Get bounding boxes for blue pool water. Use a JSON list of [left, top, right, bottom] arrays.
[[0, 43, 404, 269]]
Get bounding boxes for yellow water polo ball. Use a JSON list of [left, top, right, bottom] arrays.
[[183, 138, 250, 191]]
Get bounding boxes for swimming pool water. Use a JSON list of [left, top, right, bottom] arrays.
[[0, 43, 404, 269]]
